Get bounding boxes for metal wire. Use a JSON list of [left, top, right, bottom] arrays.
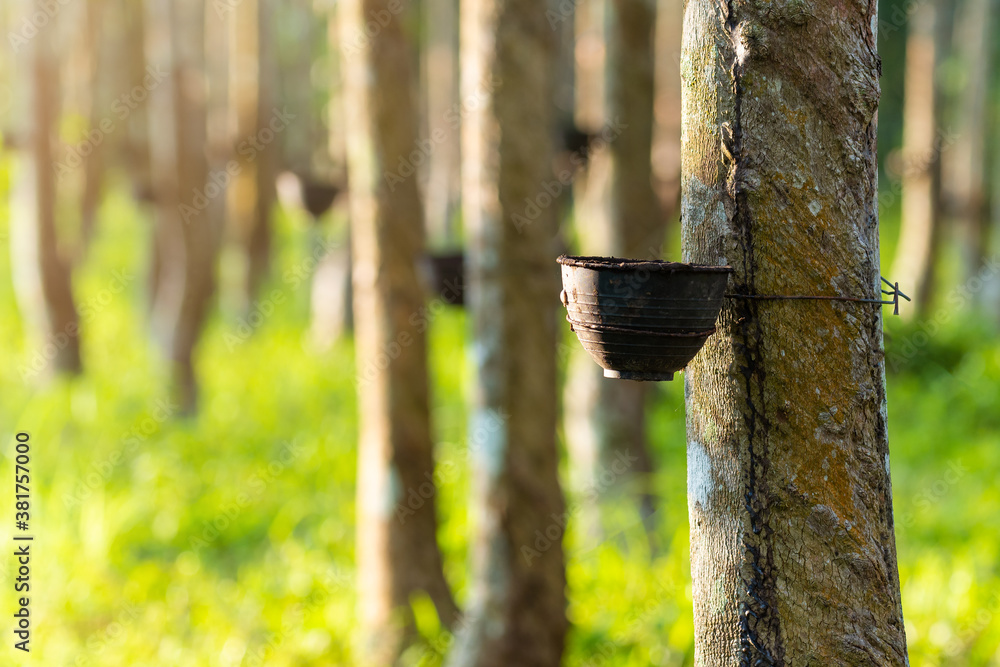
[[726, 277, 911, 315]]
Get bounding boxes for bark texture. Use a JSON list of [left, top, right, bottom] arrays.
[[680, 1, 909, 665], [339, 0, 458, 663], [890, 0, 941, 318], [446, 0, 567, 664]]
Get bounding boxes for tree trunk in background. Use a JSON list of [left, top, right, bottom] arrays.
[[146, 0, 220, 414], [652, 0, 682, 218], [339, 0, 458, 662], [945, 0, 993, 288], [123, 0, 154, 206], [80, 0, 108, 252], [229, 0, 276, 308], [564, 0, 612, 542], [423, 0, 460, 245], [681, 0, 908, 664], [607, 0, 664, 540], [986, 111, 1000, 321], [17, 2, 83, 375], [327, 6, 346, 172], [564, 0, 663, 549], [890, 0, 941, 318], [446, 1, 566, 665]]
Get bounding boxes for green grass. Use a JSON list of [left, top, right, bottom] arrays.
[[1, 178, 998, 665]]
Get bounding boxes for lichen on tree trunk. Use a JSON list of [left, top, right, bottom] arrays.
[[680, 1, 909, 664]]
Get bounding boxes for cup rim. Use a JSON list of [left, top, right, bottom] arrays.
[[557, 254, 733, 273]]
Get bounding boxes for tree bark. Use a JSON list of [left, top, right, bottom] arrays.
[[146, 0, 221, 414], [445, 0, 567, 665], [80, 0, 108, 253], [423, 0, 461, 245], [565, 0, 663, 548], [123, 0, 154, 207], [986, 100, 1000, 322], [681, 1, 909, 664], [228, 0, 276, 309], [890, 0, 941, 318], [943, 0, 994, 288], [652, 0, 683, 217], [338, 0, 458, 662], [19, 2, 83, 375]]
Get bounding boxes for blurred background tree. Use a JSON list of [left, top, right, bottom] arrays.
[[0, 0, 998, 664]]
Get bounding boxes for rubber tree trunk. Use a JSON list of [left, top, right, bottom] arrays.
[[652, 0, 683, 216], [564, 0, 663, 549], [446, 0, 567, 664], [123, 0, 154, 206], [606, 0, 664, 541], [146, 0, 220, 414], [228, 0, 275, 308], [681, 1, 909, 664], [19, 1, 83, 376], [79, 0, 108, 253], [565, 0, 613, 542], [889, 0, 941, 318], [986, 105, 1000, 322], [338, 0, 458, 662], [422, 0, 460, 245], [944, 0, 994, 288]]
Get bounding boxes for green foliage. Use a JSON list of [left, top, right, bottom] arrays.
[[1, 183, 998, 665]]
